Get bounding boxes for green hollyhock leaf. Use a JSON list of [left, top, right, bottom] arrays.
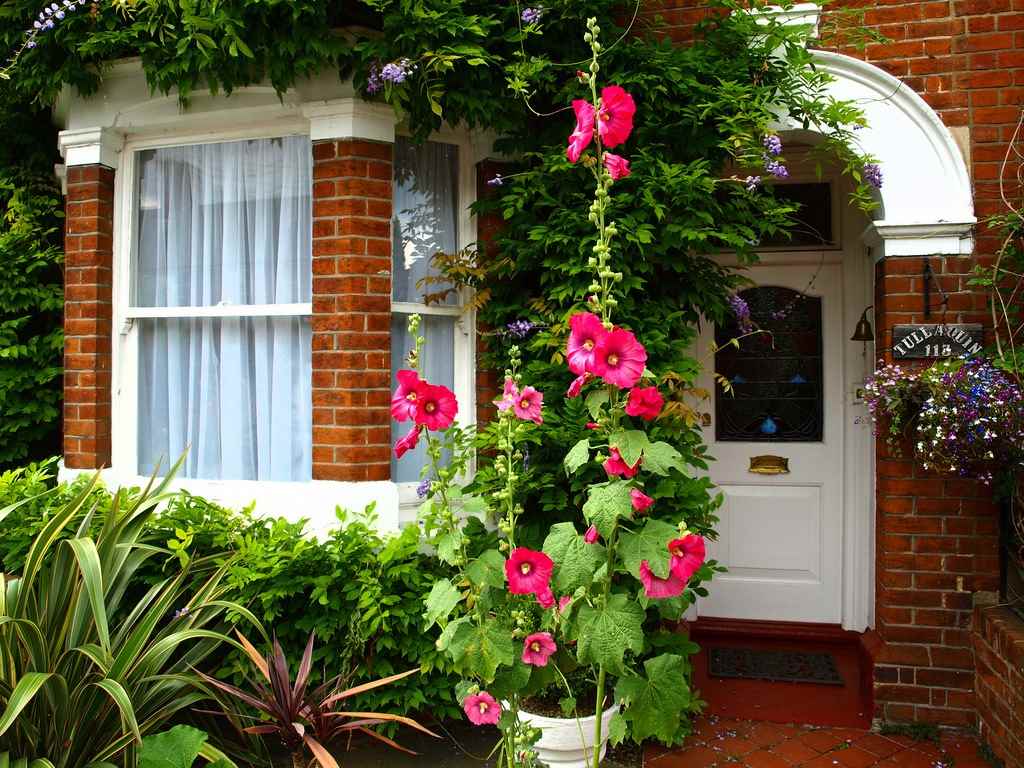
[[489, 660, 532, 699], [139, 725, 208, 768], [643, 441, 687, 476], [609, 430, 649, 467], [585, 389, 609, 419], [467, 549, 506, 588], [448, 621, 514, 682], [423, 578, 461, 629], [564, 438, 591, 475], [607, 711, 628, 746], [582, 481, 633, 539], [436, 529, 465, 565], [614, 654, 692, 743], [575, 593, 644, 673], [618, 518, 677, 579], [542, 521, 605, 593]]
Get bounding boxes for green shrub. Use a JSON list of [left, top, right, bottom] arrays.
[[0, 463, 460, 726]]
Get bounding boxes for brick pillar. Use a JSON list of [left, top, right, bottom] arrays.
[[871, 253, 1000, 727], [63, 165, 114, 469], [311, 139, 393, 481]]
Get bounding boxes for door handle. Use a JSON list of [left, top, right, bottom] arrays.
[[749, 455, 790, 475]]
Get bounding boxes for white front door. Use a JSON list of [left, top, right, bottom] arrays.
[[697, 263, 845, 624]]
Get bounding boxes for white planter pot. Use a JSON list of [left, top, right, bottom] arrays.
[[517, 703, 619, 768]]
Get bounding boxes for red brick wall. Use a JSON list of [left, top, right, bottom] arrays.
[[63, 165, 114, 470], [311, 139, 394, 481], [972, 605, 1024, 766]]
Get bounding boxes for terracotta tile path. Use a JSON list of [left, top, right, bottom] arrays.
[[644, 716, 989, 768]]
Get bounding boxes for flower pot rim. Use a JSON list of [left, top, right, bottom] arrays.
[[516, 701, 619, 726]]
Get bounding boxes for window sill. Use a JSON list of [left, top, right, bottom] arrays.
[[57, 461, 402, 536]]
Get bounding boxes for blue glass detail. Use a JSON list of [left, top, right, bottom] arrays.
[[789, 374, 807, 384], [760, 417, 778, 435]]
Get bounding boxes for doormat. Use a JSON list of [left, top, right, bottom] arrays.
[[708, 647, 843, 685]]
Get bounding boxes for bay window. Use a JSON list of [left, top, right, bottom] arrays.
[[123, 135, 312, 481]]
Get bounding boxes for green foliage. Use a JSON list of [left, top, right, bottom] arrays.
[[0, 169, 63, 468], [138, 726, 237, 768], [0, 464, 462, 731], [0, 469, 247, 768]]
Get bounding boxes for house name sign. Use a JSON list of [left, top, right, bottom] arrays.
[[891, 324, 983, 360]]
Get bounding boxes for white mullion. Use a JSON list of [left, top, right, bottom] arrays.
[[124, 302, 312, 320], [390, 301, 462, 317]]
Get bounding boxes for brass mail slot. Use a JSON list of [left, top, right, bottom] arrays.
[[749, 455, 790, 475]]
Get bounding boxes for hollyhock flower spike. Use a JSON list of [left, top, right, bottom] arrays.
[[497, 377, 519, 412], [603, 152, 631, 180], [567, 373, 592, 398], [604, 446, 640, 478], [464, 692, 501, 726], [391, 369, 421, 422], [631, 488, 654, 513], [558, 595, 573, 613], [639, 560, 686, 599], [584, 525, 600, 544], [597, 85, 636, 148], [506, 548, 554, 595], [567, 99, 596, 163], [393, 425, 421, 459], [567, 312, 606, 375], [592, 327, 647, 389], [522, 632, 557, 666], [668, 534, 706, 582], [625, 386, 663, 421], [413, 382, 458, 431], [513, 386, 544, 425]]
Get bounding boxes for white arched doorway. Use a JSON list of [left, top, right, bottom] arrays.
[[694, 48, 974, 633]]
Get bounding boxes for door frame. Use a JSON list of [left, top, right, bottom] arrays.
[[695, 171, 875, 632]]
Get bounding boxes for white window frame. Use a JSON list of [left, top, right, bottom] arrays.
[[391, 128, 478, 520], [110, 125, 314, 479]]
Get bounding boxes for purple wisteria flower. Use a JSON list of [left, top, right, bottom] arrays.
[[522, 6, 544, 24], [366, 58, 415, 93], [764, 159, 789, 179], [26, 0, 79, 47], [863, 163, 883, 189], [763, 134, 783, 157], [728, 294, 754, 334], [488, 174, 504, 187], [416, 477, 431, 498], [744, 175, 761, 192], [366, 63, 384, 94], [506, 319, 536, 339]]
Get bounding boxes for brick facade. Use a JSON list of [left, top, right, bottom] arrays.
[[63, 164, 115, 470], [310, 139, 394, 481], [972, 605, 1024, 767]]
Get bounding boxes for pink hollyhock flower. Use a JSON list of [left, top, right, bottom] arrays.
[[567, 372, 592, 398], [603, 152, 631, 180], [513, 385, 544, 424], [604, 446, 640, 478], [592, 328, 647, 389], [584, 525, 600, 544], [597, 86, 636, 149], [522, 632, 557, 667], [393, 425, 421, 459], [567, 99, 596, 163], [631, 488, 655, 513], [464, 692, 501, 726], [413, 382, 458, 431], [558, 595, 573, 613], [639, 560, 686, 599], [625, 386, 663, 421], [535, 587, 555, 610], [496, 377, 518, 412], [668, 534, 706, 582], [586, 422, 600, 430], [567, 312, 606, 375], [391, 369, 422, 422], [505, 548, 554, 595]]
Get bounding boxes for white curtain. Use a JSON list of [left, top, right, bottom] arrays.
[[391, 139, 460, 483], [135, 137, 312, 481]]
